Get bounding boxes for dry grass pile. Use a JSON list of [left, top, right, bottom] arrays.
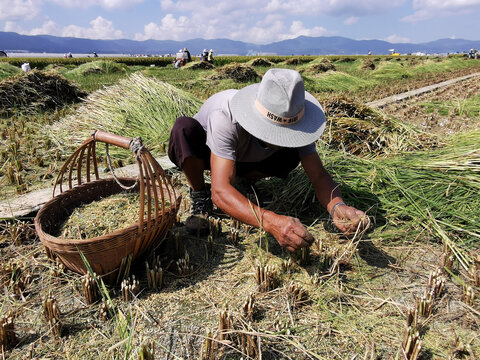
[[304, 58, 336, 73], [247, 58, 273, 67], [209, 63, 260, 83], [322, 96, 424, 155], [282, 57, 311, 65], [0, 70, 86, 116], [49, 73, 202, 154], [181, 61, 214, 70], [362, 58, 376, 70], [58, 192, 142, 239], [66, 60, 126, 76]]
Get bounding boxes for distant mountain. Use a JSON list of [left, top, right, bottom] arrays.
[[1, 31, 479, 56]]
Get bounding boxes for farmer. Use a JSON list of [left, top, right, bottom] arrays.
[[174, 49, 185, 68], [183, 47, 192, 63], [207, 49, 214, 64], [200, 49, 208, 61], [168, 68, 368, 251]]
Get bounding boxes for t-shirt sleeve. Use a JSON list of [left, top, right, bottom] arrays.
[[297, 142, 316, 158], [205, 109, 238, 161]]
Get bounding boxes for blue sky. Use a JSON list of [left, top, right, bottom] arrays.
[[1, 0, 480, 44]]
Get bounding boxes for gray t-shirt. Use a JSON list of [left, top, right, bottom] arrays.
[[194, 89, 316, 162]]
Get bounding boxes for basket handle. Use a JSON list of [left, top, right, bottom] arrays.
[[92, 130, 134, 151]]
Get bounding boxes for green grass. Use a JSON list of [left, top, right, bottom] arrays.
[[0, 62, 21, 80], [421, 94, 480, 117], [303, 71, 370, 93]]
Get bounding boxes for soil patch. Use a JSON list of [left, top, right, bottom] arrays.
[[380, 76, 480, 135]]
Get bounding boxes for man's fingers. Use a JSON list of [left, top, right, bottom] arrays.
[[291, 219, 314, 244]]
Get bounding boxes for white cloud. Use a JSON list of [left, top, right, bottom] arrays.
[[403, 0, 480, 22], [344, 16, 359, 25], [4, 17, 123, 39], [48, 0, 145, 10], [29, 20, 59, 35], [383, 34, 411, 43], [134, 14, 198, 41], [244, 18, 286, 43], [3, 21, 24, 33], [0, 0, 42, 20], [264, 0, 405, 16], [62, 16, 123, 39], [285, 21, 328, 39]]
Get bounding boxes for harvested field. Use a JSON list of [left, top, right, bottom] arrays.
[[358, 66, 480, 102], [0, 56, 479, 359], [381, 76, 480, 135]]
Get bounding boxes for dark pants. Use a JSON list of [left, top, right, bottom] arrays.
[[168, 116, 301, 179]]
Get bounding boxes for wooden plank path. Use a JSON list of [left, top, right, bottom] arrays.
[[0, 156, 175, 218], [366, 72, 480, 108]]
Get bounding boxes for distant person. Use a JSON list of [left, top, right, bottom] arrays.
[[93, 52, 98, 58], [200, 49, 208, 61], [175, 49, 185, 68], [183, 48, 191, 63], [469, 49, 474, 59], [207, 49, 214, 64]]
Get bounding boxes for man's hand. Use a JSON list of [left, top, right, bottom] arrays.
[[266, 214, 314, 252], [331, 203, 369, 236]]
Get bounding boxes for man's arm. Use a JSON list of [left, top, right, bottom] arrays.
[[301, 152, 368, 235], [210, 153, 313, 252]]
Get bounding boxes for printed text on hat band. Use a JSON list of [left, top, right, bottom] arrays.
[[254, 99, 304, 125]]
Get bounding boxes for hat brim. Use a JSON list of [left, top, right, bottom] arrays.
[[230, 84, 326, 148]]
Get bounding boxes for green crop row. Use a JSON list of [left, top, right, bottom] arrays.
[[0, 56, 175, 69]]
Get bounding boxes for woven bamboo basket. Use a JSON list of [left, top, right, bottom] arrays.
[[34, 130, 181, 283]]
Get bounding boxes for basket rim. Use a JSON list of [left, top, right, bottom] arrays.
[[35, 177, 181, 247]]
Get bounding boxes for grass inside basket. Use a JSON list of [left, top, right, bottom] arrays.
[[57, 191, 164, 240]]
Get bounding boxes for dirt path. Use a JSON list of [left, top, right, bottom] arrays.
[[0, 156, 175, 218], [366, 72, 480, 108]]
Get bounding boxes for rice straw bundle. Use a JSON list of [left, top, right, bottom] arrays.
[[49, 73, 202, 154], [269, 130, 480, 249]]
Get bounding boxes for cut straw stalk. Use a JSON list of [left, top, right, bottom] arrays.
[[49, 73, 202, 155], [0, 314, 16, 349], [273, 131, 480, 258]]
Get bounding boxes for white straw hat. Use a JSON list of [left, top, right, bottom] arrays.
[[230, 68, 326, 147]]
